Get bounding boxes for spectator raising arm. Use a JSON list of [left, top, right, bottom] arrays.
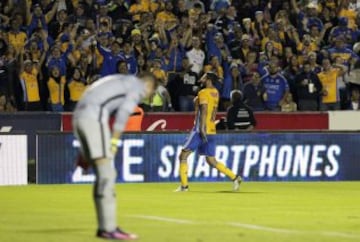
[[317, 22, 333, 46], [290, 0, 301, 15], [45, 0, 60, 24], [25, 0, 31, 26]]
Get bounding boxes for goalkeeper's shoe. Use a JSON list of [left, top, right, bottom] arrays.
[[233, 175, 242, 191], [174, 185, 189, 192], [97, 227, 138, 240]]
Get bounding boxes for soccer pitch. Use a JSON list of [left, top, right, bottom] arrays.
[[0, 182, 359, 242]]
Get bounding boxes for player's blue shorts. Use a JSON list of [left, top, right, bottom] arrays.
[[183, 130, 216, 157]]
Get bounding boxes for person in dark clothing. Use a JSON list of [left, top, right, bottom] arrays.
[[174, 58, 199, 111], [227, 90, 256, 130], [295, 61, 323, 111], [243, 72, 267, 111]]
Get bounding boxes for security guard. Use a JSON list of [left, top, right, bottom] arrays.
[[226, 90, 256, 130]]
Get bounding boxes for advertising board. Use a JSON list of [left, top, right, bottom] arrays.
[[37, 132, 360, 184]]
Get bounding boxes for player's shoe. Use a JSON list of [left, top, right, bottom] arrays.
[[97, 227, 138, 240], [174, 185, 189, 192], [233, 175, 242, 191]]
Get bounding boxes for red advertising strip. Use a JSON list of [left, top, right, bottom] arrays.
[[62, 112, 329, 131], [254, 112, 329, 130]]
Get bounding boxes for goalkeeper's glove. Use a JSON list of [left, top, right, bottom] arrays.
[[111, 138, 119, 155]]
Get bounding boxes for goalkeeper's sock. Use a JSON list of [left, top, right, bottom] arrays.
[[179, 162, 189, 187], [215, 162, 237, 180]]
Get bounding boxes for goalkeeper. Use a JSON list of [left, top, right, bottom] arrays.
[[73, 73, 156, 240]]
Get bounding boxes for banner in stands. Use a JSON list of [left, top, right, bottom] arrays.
[[61, 113, 328, 131], [0, 113, 61, 160], [0, 135, 27, 186], [37, 132, 360, 184]]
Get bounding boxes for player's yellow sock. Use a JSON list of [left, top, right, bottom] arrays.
[[215, 162, 237, 180], [180, 162, 188, 187]]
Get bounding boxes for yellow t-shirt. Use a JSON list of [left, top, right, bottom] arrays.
[[72, 49, 103, 69], [30, 50, 41, 62], [339, 9, 357, 29], [156, 11, 177, 23], [297, 42, 318, 53], [20, 69, 40, 102], [47, 77, 66, 105], [152, 69, 167, 82], [261, 39, 283, 55], [317, 69, 340, 103], [8, 31, 27, 50], [203, 65, 224, 79], [195, 88, 219, 134], [129, 0, 150, 21], [330, 52, 352, 65], [68, 80, 87, 102]]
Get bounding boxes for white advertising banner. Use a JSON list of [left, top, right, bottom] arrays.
[[329, 111, 360, 131], [0, 135, 27, 185]]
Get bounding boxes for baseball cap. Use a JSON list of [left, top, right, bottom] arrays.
[[307, 2, 318, 10], [131, 29, 141, 36], [242, 18, 251, 23], [242, 34, 250, 41], [24, 60, 32, 66]]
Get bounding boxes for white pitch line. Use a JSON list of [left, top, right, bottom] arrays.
[[130, 215, 360, 240], [128, 215, 196, 224], [228, 222, 300, 234], [229, 222, 360, 240]]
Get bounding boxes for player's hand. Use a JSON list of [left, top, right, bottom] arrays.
[[111, 138, 119, 155], [200, 130, 208, 143]]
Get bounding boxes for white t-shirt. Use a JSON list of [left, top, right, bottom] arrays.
[[186, 48, 205, 75]]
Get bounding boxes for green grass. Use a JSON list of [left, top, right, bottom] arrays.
[[0, 182, 360, 242]]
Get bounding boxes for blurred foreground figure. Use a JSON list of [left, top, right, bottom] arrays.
[[73, 73, 156, 240]]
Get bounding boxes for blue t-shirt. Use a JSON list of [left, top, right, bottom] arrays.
[[206, 29, 223, 63], [298, 12, 323, 35], [261, 73, 289, 110], [330, 27, 360, 44], [98, 44, 125, 76], [123, 53, 138, 74], [166, 45, 185, 72]]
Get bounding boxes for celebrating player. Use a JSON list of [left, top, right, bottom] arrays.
[[175, 73, 242, 192], [73, 73, 156, 240]]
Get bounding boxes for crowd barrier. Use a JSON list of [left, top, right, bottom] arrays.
[[62, 112, 329, 131], [36, 132, 360, 184], [0, 112, 359, 185]]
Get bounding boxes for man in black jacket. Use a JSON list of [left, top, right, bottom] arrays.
[[295, 62, 323, 111], [227, 90, 256, 130]]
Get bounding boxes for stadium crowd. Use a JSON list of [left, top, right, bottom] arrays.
[[0, 0, 360, 112]]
